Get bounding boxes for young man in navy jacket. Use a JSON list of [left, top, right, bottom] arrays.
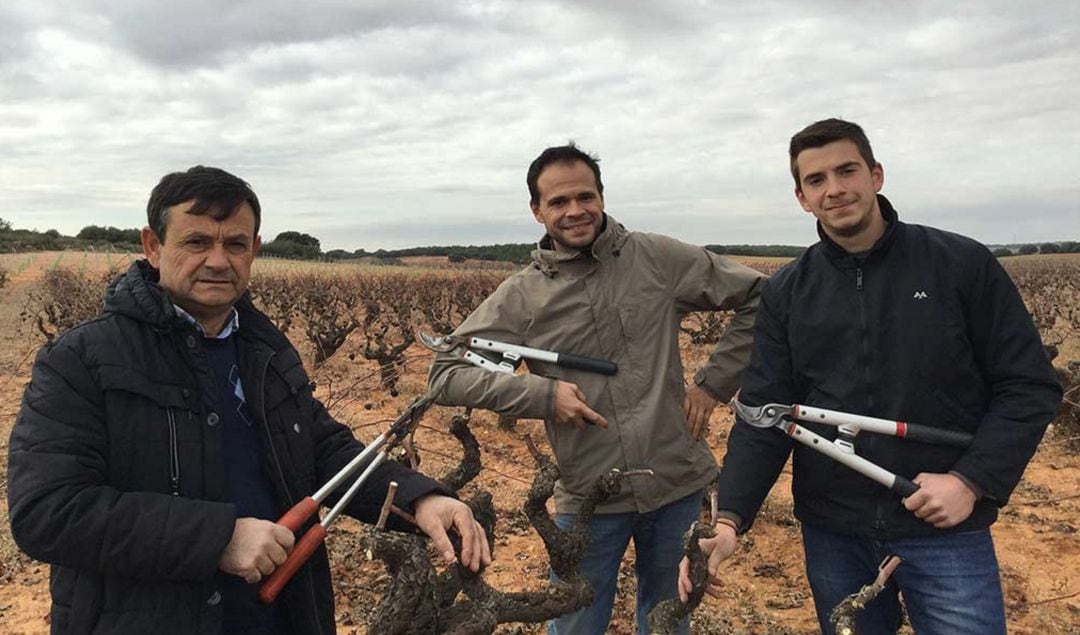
[[682, 119, 1061, 634]]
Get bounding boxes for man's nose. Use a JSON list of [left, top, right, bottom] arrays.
[[825, 175, 846, 197], [204, 243, 229, 268]]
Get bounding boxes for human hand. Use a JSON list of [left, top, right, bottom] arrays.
[[413, 494, 493, 572], [678, 521, 737, 602], [902, 472, 977, 528], [552, 380, 608, 429], [218, 518, 295, 583], [683, 385, 719, 440]]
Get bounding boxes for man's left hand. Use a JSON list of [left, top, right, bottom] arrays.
[[902, 472, 977, 528], [683, 385, 719, 440], [413, 494, 492, 572]]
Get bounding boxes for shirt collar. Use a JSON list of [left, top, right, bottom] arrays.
[[174, 305, 240, 340]]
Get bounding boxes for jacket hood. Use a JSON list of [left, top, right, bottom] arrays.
[[104, 259, 185, 329], [818, 194, 901, 265], [530, 213, 630, 276]]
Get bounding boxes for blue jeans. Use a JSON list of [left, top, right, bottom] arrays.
[[801, 523, 1006, 635], [547, 490, 702, 635]]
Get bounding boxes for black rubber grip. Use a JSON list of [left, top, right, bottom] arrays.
[[901, 423, 973, 448], [557, 353, 618, 376], [892, 475, 920, 498]]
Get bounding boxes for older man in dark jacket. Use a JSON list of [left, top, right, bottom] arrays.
[[7, 166, 490, 634]]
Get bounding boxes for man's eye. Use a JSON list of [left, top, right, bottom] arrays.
[[227, 242, 248, 254]]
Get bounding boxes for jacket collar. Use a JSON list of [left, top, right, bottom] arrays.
[[530, 213, 629, 276], [818, 194, 901, 264]]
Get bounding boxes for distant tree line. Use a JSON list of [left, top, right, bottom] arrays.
[[260, 231, 322, 260], [2, 218, 1077, 262], [0, 219, 141, 252], [356, 243, 536, 264], [992, 242, 1080, 257], [76, 225, 141, 245], [706, 244, 805, 257]]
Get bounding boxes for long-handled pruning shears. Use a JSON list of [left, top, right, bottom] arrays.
[[258, 394, 434, 604], [418, 332, 618, 376], [732, 399, 974, 497], [258, 333, 618, 603]]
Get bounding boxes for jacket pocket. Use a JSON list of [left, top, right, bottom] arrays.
[[51, 566, 103, 635], [167, 408, 180, 496], [97, 367, 194, 495]]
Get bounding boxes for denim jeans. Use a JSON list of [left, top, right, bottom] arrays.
[[801, 523, 1007, 635], [547, 490, 702, 635]]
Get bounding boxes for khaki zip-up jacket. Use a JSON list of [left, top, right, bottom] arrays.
[[428, 216, 765, 513]]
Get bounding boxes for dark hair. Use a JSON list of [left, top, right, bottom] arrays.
[[789, 118, 877, 189], [146, 166, 261, 240], [526, 142, 603, 205]]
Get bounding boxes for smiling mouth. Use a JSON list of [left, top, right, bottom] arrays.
[[826, 199, 857, 211]]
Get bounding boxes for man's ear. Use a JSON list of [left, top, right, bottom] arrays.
[[141, 227, 162, 267], [872, 162, 884, 192], [530, 201, 544, 224], [794, 188, 812, 213], [253, 234, 261, 256]]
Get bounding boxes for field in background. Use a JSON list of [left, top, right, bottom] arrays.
[[0, 251, 1076, 634]]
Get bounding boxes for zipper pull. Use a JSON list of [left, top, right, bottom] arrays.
[[856, 268, 864, 291]]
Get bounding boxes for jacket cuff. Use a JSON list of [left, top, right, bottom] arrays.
[[372, 462, 458, 533], [716, 509, 746, 534], [948, 470, 985, 500], [691, 371, 725, 401], [200, 502, 239, 578]]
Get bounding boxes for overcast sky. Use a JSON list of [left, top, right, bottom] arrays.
[[2, 1, 1077, 250]]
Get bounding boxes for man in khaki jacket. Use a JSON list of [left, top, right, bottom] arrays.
[[428, 143, 764, 634]]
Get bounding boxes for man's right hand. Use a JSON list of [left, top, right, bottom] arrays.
[[552, 380, 608, 429], [678, 521, 737, 602], [218, 518, 295, 584]]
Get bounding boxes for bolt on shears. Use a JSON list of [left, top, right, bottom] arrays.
[[731, 398, 974, 497]]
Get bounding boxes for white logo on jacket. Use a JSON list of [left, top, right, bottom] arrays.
[[913, 291, 928, 299]]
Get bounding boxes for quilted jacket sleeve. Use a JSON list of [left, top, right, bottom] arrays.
[[7, 338, 237, 581], [714, 277, 798, 532], [948, 249, 1062, 503]]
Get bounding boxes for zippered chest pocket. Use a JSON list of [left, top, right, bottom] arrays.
[[98, 368, 198, 495]]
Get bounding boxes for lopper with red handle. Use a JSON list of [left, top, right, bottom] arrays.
[[258, 394, 433, 603]]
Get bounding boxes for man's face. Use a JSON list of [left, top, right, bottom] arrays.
[[530, 160, 604, 253], [794, 139, 884, 241], [141, 201, 260, 322]]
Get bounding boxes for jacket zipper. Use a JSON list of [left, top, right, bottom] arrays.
[[857, 266, 888, 535], [258, 353, 294, 505], [167, 408, 180, 496], [257, 352, 324, 633], [856, 267, 874, 413]]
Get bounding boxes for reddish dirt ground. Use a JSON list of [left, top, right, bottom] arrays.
[[0, 253, 1076, 634]]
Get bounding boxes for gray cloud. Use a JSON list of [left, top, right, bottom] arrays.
[[1, 0, 1077, 250]]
